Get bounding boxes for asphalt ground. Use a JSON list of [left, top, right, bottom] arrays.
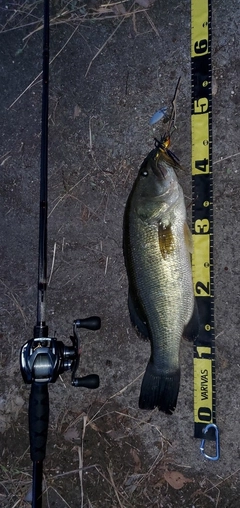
[[0, 1, 240, 506]]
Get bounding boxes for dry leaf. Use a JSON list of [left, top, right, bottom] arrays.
[[64, 427, 80, 441], [113, 4, 126, 15], [96, 7, 113, 15], [164, 470, 193, 490], [88, 420, 101, 432], [124, 473, 142, 494], [130, 448, 142, 473], [116, 408, 129, 421], [135, 0, 155, 7], [106, 429, 126, 441], [212, 76, 218, 96], [74, 105, 81, 118]]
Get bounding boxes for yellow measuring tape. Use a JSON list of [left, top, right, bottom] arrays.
[[191, 0, 219, 459]]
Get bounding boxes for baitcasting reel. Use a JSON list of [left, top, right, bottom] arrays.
[[20, 317, 100, 389]]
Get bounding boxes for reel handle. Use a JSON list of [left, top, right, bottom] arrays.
[[74, 316, 101, 330], [72, 374, 100, 388]]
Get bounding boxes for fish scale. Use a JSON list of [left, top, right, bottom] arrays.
[[129, 210, 191, 352]]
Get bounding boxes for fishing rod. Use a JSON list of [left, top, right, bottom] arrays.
[[19, 1, 100, 506]]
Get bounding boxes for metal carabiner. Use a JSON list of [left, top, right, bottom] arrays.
[[200, 423, 220, 461]]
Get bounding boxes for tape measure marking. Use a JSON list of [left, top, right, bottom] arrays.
[[191, 0, 216, 441]]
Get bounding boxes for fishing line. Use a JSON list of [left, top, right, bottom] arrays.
[[191, 0, 219, 460]]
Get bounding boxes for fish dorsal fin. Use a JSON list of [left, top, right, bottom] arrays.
[[158, 223, 175, 259], [184, 222, 193, 254]]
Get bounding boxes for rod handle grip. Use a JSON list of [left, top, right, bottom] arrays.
[[29, 383, 49, 462]]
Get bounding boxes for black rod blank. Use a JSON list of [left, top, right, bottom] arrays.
[[35, 0, 50, 336]]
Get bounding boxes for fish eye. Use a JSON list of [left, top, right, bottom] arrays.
[[141, 170, 148, 177]]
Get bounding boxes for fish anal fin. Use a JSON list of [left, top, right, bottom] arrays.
[[183, 299, 199, 342], [128, 291, 149, 339], [158, 223, 175, 259]]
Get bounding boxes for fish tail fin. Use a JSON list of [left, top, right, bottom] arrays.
[[139, 362, 180, 414]]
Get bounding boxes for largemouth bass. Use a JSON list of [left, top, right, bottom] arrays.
[[123, 148, 198, 413]]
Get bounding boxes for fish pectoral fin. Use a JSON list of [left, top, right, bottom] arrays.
[[183, 299, 199, 342], [184, 221, 193, 254], [158, 223, 175, 259], [128, 291, 149, 339]]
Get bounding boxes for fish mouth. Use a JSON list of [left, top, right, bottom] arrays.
[[150, 159, 168, 180]]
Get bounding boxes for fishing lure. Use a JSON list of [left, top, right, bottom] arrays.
[[149, 106, 168, 126], [153, 77, 182, 167]]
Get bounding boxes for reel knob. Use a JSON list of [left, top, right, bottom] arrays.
[[74, 317, 101, 330], [72, 374, 100, 389]]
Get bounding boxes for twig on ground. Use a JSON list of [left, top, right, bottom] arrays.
[[82, 371, 145, 430], [44, 486, 72, 508], [109, 371, 144, 399], [95, 466, 128, 505], [85, 15, 126, 77], [8, 24, 81, 110], [89, 116, 97, 151], [11, 499, 21, 508], [144, 10, 159, 36], [48, 242, 57, 286], [213, 151, 240, 164], [51, 465, 98, 480], [0, 279, 27, 324], [203, 468, 240, 495], [0, 151, 11, 166], [104, 256, 109, 275], [48, 173, 89, 218], [78, 415, 88, 508], [107, 466, 126, 508], [103, 194, 109, 224]]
